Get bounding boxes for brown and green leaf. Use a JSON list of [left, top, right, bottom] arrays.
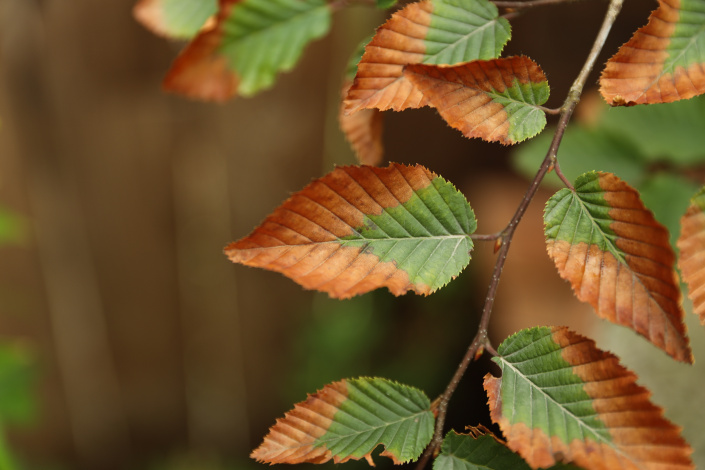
[[251, 377, 434, 465], [543, 172, 691, 363], [600, 0, 705, 105], [484, 326, 693, 470], [404, 56, 549, 144], [163, 0, 331, 101], [133, 0, 217, 39], [225, 163, 476, 298], [344, 0, 510, 114], [677, 185, 705, 324]]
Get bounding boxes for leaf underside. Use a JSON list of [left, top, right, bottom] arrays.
[[404, 56, 549, 144], [339, 81, 384, 166], [544, 171, 692, 363], [225, 163, 476, 298], [677, 186, 705, 324], [600, 0, 705, 105], [344, 0, 510, 113], [163, 0, 331, 101], [133, 0, 217, 39], [484, 326, 694, 470], [251, 377, 434, 465]]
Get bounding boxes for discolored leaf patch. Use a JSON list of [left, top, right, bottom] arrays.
[[404, 56, 549, 144], [339, 81, 384, 166], [600, 0, 705, 105], [133, 0, 217, 39], [225, 163, 476, 298], [163, 0, 331, 101], [485, 326, 694, 470], [251, 377, 434, 465], [677, 186, 705, 324], [344, 0, 510, 114], [544, 171, 691, 363]]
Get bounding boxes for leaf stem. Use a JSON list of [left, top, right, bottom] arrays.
[[470, 232, 502, 241], [415, 0, 623, 467]]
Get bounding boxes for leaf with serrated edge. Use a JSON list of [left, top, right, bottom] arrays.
[[225, 163, 476, 298], [251, 377, 434, 465], [544, 171, 692, 363], [344, 0, 510, 113], [484, 326, 693, 470], [340, 81, 384, 166], [164, 0, 331, 101], [405, 56, 549, 145], [600, 0, 705, 105], [677, 186, 705, 324], [133, 0, 217, 39]]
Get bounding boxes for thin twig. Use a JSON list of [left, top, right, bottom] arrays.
[[414, 0, 624, 467]]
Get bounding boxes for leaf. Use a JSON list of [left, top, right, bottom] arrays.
[[251, 377, 434, 465], [376, 0, 398, 9], [484, 326, 694, 470], [677, 185, 705, 324], [133, 0, 217, 39], [404, 56, 549, 144], [0, 342, 36, 426], [163, 0, 331, 101], [433, 430, 580, 470], [344, 0, 511, 113], [543, 171, 692, 363], [339, 81, 385, 166], [600, 0, 705, 105], [225, 163, 477, 298]]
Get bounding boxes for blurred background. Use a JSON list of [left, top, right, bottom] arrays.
[[0, 0, 703, 469]]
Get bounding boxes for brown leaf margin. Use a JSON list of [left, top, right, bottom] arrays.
[[339, 81, 384, 166], [677, 190, 705, 324], [600, 0, 705, 105], [485, 326, 694, 470]]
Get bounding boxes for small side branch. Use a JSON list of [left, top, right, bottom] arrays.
[[415, 0, 624, 467]]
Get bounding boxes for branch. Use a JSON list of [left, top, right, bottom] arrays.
[[493, 0, 580, 9], [415, 0, 624, 467]]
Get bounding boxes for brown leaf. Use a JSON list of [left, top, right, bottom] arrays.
[[600, 0, 705, 105], [404, 57, 549, 144], [162, 0, 240, 102], [677, 188, 705, 324], [485, 326, 694, 470], [339, 81, 384, 166]]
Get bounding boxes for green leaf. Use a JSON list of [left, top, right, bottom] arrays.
[[544, 171, 691, 362], [221, 0, 331, 96], [433, 431, 582, 470], [135, 0, 217, 39], [0, 208, 25, 246], [226, 163, 477, 298], [345, 36, 373, 81], [0, 342, 36, 426], [484, 326, 693, 469], [375, 0, 397, 9], [251, 377, 434, 465]]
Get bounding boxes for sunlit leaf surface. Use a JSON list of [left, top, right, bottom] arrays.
[[225, 163, 477, 298], [677, 186, 705, 324], [344, 0, 510, 113], [544, 172, 692, 363], [163, 0, 331, 101], [405, 56, 549, 144], [133, 0, 217, 39], [600, 0, 705, 105], [485, 326, 694, 470], [251, 377, 434, 465]]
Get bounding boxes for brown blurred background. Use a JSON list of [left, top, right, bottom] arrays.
[[2, 1, 700, 469]]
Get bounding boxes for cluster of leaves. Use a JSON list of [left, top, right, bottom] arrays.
[[134, 0, 705, 469]]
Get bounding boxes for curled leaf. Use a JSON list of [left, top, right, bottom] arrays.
[[344, 0, 510, 113], [225, 163, 477, 298], [339, 81, 384, 166], [485, 326, 694, 470], [133, 0, 217, 39], [404, 56, 549, 144], [677, 186, 705, 324], [251, 377, 434, 465], [600, 0, 705, 105]]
